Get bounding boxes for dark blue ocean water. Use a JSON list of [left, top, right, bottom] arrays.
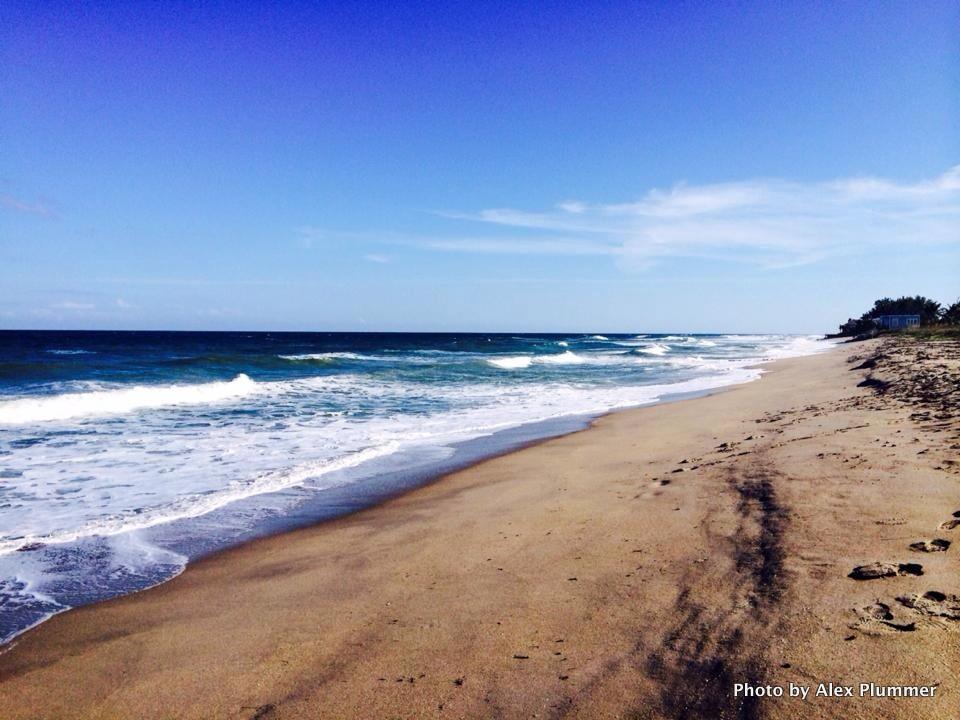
[[0, 330, 831, 642]]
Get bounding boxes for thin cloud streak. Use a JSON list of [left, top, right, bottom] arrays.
[[96, 277, 295, 287], [1, 194, 54, 217], [51, 301, 95, 311], [295, 227, 622, 257]]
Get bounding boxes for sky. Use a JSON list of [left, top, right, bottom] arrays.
[[1, 1, 958, 334]]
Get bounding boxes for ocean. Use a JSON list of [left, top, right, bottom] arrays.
[[0, 330, 833, 642]]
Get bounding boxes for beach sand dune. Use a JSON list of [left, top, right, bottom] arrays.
[[0, 337, 957, 719]]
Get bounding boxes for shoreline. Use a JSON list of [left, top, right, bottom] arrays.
[[2, 337, 958, 719], [0, 356, 786, 647]]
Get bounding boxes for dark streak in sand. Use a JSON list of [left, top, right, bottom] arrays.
[[641, 456, 790, 720]]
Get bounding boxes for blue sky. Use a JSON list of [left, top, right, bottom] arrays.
[[2, 1, 958, 333]]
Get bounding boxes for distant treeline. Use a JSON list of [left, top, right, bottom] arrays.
[[837, 295, 960, 336]]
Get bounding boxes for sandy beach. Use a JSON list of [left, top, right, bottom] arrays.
[[0, 336, 957, 719]]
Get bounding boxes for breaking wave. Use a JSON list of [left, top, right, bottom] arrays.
[[486, 351, 594, 369], [635, 343, 671, 356], [486, 356, 533, 370], [279, 352, 383, 362], [0, 375, 259, 425]]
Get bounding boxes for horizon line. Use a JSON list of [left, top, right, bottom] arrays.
[[0, 327, 825, 336]]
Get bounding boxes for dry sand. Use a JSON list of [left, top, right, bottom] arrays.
[[0, 336, 958, 719]]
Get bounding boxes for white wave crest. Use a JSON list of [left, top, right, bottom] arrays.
[[279, 352, 381, 362], [487, 351, 591, 369], [609, 336, 653, 347], [537, 350, 587, 364], [0, 375, 259, 425], [487, 356, 533, 370], [588, 335, 609, 341], [661, 335, 718, 347], [636, 343, 670, 356]]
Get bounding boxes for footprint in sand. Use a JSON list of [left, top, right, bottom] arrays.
[[852, 602, 916, 633], [848, 562, 923, 580], [938, 517, 960, 531], [909, 539, 951, 553], [897, 591, 960, 621]]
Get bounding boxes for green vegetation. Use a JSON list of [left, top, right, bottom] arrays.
[[903, 325, 960, 341], [834, 295, 960, 338]]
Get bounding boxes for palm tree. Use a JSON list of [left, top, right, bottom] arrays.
[[942, 299, 960, 325]]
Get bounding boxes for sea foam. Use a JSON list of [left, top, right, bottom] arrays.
[[0, 441, 403, 555]]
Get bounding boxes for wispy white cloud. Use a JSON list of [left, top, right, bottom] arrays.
[[430, 166, 960, 269], [97, 277, 292, 287], [52, 301, 95, 311], [297, 167, 958, 272], [1, 194, 54, 217], [296, 228, 622, 257], [417, 236, 619, 256]]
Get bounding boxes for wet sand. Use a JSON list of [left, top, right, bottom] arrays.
[[1, 337, 958, 719]]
